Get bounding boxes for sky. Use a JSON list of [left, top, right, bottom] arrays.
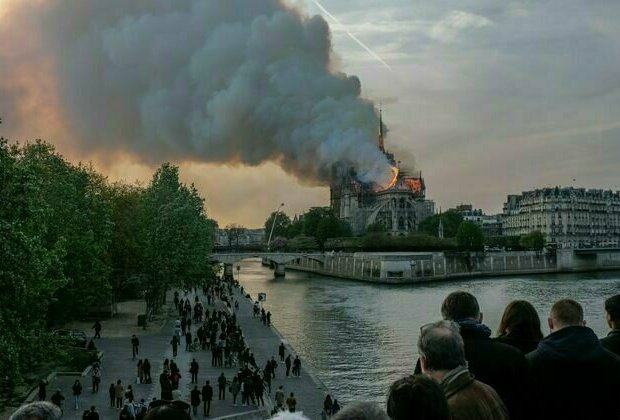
[[1, 0, 620, 227]]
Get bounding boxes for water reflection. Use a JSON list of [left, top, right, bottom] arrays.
[[238, 259, 620, 403]]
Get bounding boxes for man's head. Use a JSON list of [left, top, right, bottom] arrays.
[[418, 320, 467, 374], [604, 294, 620, 329], [331, 401, 389, 420], [548, 299, 585, 332], [441, 291, 481, 322], [9, 402, 62, 420], [387, 375, 449, 420]]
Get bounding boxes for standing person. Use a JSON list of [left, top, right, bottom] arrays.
[[190, 359, 199, 384], [174, 291, 180, 311], [331, 399, 340, 415], [171, 335, 179, 357], [50, 389, 65, 411], [37, 379, 47, 401], [323, 395, 333, 416], [91, 364, 101, 392], [137, 360, 144, 384], [278, 342, 285, 361], [87, 406, 100, 420], [185, 331, 192, 352], [92, 321, 102, 339], [286, 393, 297, 413], [387, 375, 450, 420], [495, 300, 543, 354], [72, 379, 83, 410], [293, 356, 301, 377], [201, 380, 213, 417], [601, 294, 620, 357], [415, 291, 528, 420], [108, 384, 115, 408], [217, 372, 227, 400], [285, 355, 291, 377], [131, 335, 140, 360], [269, 356, 278, 379], [527, 299, 620, 419], [274, 386, 285, 411], [231, 377, 240, 406], [190, 386, 201, 416], [266, 311, 271, 326], [143, 359, 152, 384], [114, 380, 125, 409]]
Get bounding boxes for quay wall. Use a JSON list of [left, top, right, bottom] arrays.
[[286, 249, 620, 283]]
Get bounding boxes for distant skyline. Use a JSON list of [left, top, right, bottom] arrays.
[[1, 0, 620, 227]]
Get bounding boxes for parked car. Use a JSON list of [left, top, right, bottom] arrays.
[[52, 329, 88, 348]]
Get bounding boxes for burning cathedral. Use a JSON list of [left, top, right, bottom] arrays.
[[330, 113, 435, 235]]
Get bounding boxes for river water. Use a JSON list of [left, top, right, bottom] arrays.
[[237, 258, 620, 404]]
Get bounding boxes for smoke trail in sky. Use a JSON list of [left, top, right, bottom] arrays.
[[0, 0, 393, 186], [310, 0, 392, 70]]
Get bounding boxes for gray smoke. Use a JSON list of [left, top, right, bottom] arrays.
[[0, 0, 393, 186]]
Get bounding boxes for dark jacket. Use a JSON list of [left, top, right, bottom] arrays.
[[416, 322, 528, 419], [527, 326, 620, 420], [441, 367, 508, 420], [495, 332, 540, 354], [190, 389, 201, 406], [600, 329, 620, 358], [202, 384, 213, 401]]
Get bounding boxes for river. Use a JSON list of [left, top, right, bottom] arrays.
[[236, 258, 620, 404]]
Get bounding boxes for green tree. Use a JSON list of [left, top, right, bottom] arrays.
[[365, 222, 387, 233], [288, 235, 319, 251], [520, 231, 545, 251], [418, 210, 463, 238], [264, 211, 291, 241], [456, 221, 485, 251]]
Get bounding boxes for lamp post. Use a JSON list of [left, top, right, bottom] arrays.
[[267, 203, 285, 251]]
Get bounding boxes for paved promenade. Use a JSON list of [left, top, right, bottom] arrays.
[[3, 284, 331, 420]]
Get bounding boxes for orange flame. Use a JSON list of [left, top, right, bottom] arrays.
[[386, 166, 399, 189]]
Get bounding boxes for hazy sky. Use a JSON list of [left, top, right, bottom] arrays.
[[2, 0, 620, 227]]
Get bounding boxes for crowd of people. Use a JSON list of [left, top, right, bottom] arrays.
[[10, 286, 620, 420]]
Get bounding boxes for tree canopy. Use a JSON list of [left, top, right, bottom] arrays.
[[456, 221, 485, 251], [418, 210, 463, 238]]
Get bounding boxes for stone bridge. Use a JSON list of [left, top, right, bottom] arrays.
[[210, 252, 324, 278]]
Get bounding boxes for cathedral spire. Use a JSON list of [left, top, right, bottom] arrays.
[[378, 108, 385, 152]]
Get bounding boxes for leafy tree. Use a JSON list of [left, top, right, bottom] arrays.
[[264, 211, 291, 241], [418, 210, 463, 238], [288, 235, 319, 251], [456, 221, 485, 251], [520, 231, 545, 251], [365, 222, 387, 233], [224, 223, 247, 248]]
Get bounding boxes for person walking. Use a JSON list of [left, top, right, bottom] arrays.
[[286, 392, 297, 413], [91, 364, 101, 392], [37, 379, 47, 401], [185, 331, 192, 352], [266, 311, 271, 326], [190, 386, 201, 416], [92, 321, 102, 339], [171, 335, 179, 357], [108, 384, 115, 408], [323, 395, 333, 416], [50, 389, 65, 411], [217, 372, 227, 400], [293, 356, 301, 377], [274, 386, 285, 411], [72, 379, 83, 410], [278, 342, 285, 361], [190, 359, 199, 384], [285, 354, 291, 377], [131, 335, 139, 360], [114, 380, 124, 408], [231, 377, 240, 406], [143, 358, 152, 384], [201, 380, 213, 417]]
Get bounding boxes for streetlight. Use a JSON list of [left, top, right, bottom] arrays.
[[267, 203, 285, 251]]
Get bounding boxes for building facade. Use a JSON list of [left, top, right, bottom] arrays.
[[502, 187, 620, 248], [330, 114, 434, 235]]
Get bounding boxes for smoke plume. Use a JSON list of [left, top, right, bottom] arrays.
[[0, 0, 393, 186]]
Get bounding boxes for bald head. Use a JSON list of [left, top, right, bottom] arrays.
[[548, 299, 585, 332]]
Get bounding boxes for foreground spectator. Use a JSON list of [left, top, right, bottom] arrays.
[[417, 291, 527, 419], [387, 375, 449, 420], [495, 300, 543, 354], [601, 294, 620, 357], [527, 298, 620, 419], [419, 320, 508, 420], [9, 401, 62, 420], [331, 401, 389, 420]]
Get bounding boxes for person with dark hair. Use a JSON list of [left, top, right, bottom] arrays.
[[131, 335, 140, 360], [190, 359, 199, 384], [527, 298, 620, 419], [201, 380, 213, 416], [416, 291, 527, 419], [602, 294, 620, 357], [38, 379, 47, 401], [87, 406, 99, 420], [323, 394, 333, 416], [387, 375, 449, 420], [418, 320, 508, 420], [92, 321, 102, 339], [72, 379, 83, 410], [495, 300, 543, 354], [218, 372, 227, 400], [286, 392, 297, 412], [50, 389, 64, 410], [190, 386, 201, 416], [143, 402, 192, 420], [109, 384, 116, 408]]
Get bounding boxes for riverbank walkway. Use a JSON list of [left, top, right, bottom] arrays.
[[2, 283, 330, 420]]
